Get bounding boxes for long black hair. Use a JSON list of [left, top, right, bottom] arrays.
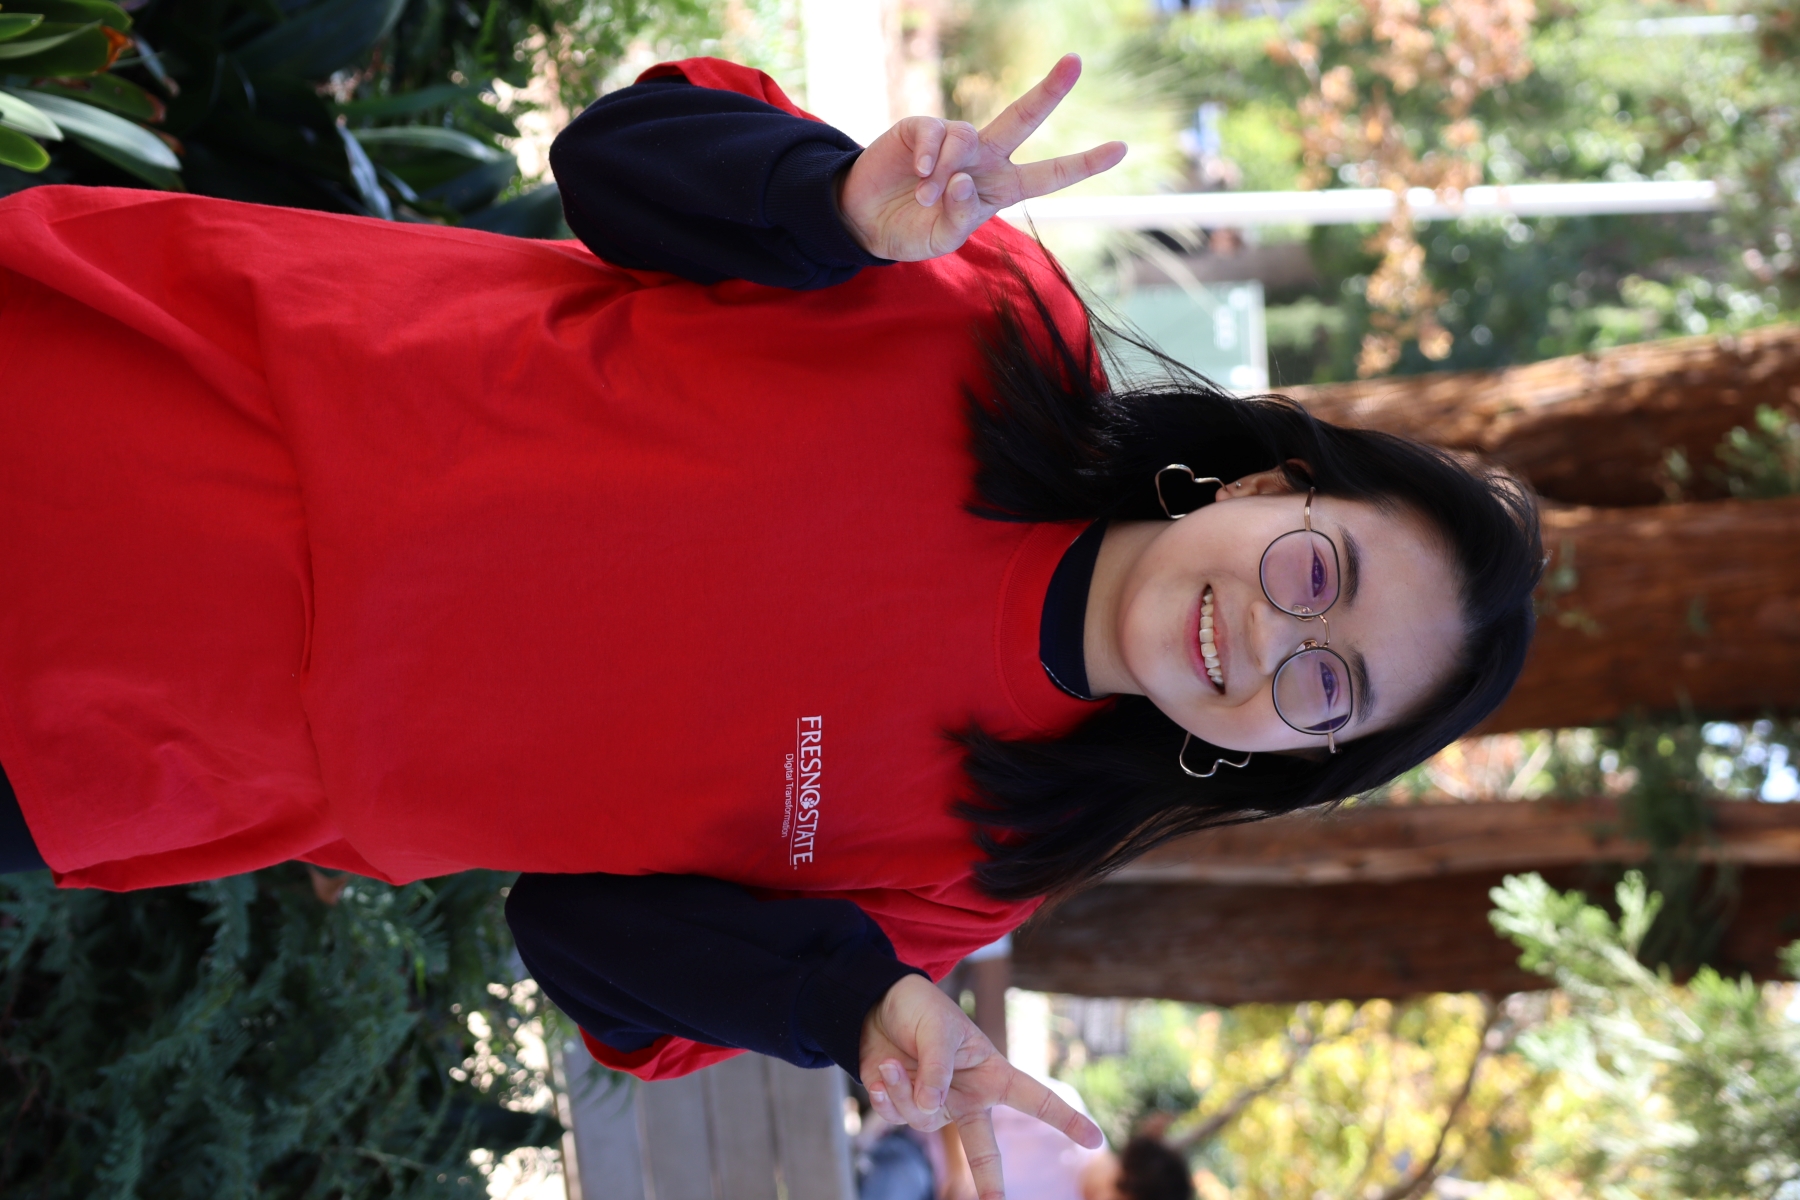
[[954, 269, 1543, 901]]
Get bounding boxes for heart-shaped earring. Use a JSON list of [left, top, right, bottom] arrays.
[[1154, 464, 1225, 519]]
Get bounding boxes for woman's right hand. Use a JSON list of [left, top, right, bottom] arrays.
[[861, 974, 1104, 1200], [836, 53, 1126, 264]]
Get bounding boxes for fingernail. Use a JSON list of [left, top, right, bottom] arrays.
[[920, 1087, 944, 1110], [917, 182, 941, 207], [880, 1062, 902, 1084], [917, 155, 934, 174], [951, 177, 974, 201], [870, 1087, 887, 1104]]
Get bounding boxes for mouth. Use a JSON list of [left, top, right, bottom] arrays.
[[1199, 586, 1225, 693]]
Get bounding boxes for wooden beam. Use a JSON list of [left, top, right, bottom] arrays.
[[1113, 799, 1800, 887], [1289, 324, 1800, 507], [1012, 866, 1800, 1005], [1488, 495, 1800, 730]]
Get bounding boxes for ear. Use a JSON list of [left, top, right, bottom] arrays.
[[1212, 460, 1311, 502]]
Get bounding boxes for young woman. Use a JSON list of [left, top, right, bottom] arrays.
[[0, 55, 1539, 1196]]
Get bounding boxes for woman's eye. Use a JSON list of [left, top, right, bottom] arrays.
[[1310, 551, 1325, 597], [1319, 661, 1338, 704]]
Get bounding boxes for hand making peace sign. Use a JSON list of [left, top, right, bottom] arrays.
[[861, 975, 1105, 1200], [837, 53, 1128, 262]]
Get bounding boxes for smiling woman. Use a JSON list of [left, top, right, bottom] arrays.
[[0, 51, 1538, 1200], [953, 300, 1541, 903]]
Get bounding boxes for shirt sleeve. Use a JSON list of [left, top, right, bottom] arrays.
[[505, 872, 928, 1075], [549, 75, 893, 289]]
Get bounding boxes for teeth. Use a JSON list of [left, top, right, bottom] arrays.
[[1200, 587, 1224, 689]]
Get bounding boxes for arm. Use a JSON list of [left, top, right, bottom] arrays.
[[550, 75, 887, 290], [509, 872, 1103, 1199], [551, 54, 1126, 290], [506, 871, 925, 1073]]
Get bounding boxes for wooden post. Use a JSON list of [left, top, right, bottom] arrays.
[[1011, 800, 1800, 1004], [1289, 325, 1800, 507], [1487, 494, 1800, 730]]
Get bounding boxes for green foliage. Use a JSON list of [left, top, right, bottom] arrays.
[[1713, 404, 1800, 499], [1492, 871, 1800, 1198], [1059, 1002, 1202, 1146], [1111, 0, 1800, 381], [0, 866, 559, 1198], [0, 0, 706, 234]]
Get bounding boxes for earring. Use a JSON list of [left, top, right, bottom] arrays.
[[1155, 465, 1225, 519], [1179, 733, 1252, 779]]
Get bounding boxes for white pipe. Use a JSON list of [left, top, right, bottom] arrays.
[[999, 180, 1720, 229]]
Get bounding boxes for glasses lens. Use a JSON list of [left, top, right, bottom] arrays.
[[1260, 529, 1339, 616], [1273, 647, 1353, 735]]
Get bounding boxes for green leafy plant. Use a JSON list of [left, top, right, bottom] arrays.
[[1714, 404, 1800, 499], [1492, 871, 1800, 1199], [0, 865, 559, 1198], [0, 0, 709, 235], [0, 2, 176, 181]]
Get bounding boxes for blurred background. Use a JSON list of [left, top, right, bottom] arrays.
[[4, 1, 1800, 1198]]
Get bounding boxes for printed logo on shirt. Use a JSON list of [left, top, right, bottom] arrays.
[[783, 715, 824, 866]]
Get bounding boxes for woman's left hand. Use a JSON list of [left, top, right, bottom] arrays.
[[861, 974, 1104, 1200], [836, 53, 1127, 263]]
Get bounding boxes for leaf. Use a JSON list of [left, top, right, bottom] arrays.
[[69, 129, 181, 189], [7, 89, 177, 169], [333, 83, 478, 119], [13, 1, 132, 32], [0, 19, 95, 59], [336, 125, 392, 219], [460, 184, 570, 239], [0, 23, 112, 74], [420, 156, 516, 214], [29, 74, 164, 123], [231, 0, 407, 81], [0, 13, 46, 43], [352, 124, 506, 163], [0, 123, 49, 171], [0, 90, 61, 139]]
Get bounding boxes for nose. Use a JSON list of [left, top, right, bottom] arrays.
[[1245, 597, 1311, 680]]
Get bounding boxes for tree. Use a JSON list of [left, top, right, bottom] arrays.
[[0, 866, 562, 1197], [1291, 324, 1800, 508], [1491, 870, 1800, 1198], [1118, 0, 1800, 384]]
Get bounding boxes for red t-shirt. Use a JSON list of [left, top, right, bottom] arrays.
[[0, 60, 1096, 1077]]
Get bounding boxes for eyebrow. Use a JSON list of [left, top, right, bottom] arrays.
[[1339, 526, 1363, 607], [1350, 648, 1374, 726]]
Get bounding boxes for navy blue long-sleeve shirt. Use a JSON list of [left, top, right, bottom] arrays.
[[510, 74, 921, 1076], [512, 73, 1101, 1078]]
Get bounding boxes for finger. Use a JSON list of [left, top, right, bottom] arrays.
[[979, 52, 1082, 159], [918, 121, 980, 207], [911, 1013, 960, 1115], [955, 1110, 1008, 1200], [1000, 1067, 1104, 1149], [1014, 140, 1129, 201], [900, 115, 947, 178], [866, 1076, 904, 1126], [877, 1058, 946, 1129]]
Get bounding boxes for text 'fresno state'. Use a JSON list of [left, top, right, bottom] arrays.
[[785, 716, 824, 865]]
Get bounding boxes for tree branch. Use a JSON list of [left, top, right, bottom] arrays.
[[1371, 996, 1503, 1200]]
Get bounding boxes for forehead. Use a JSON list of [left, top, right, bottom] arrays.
[[1323, 496, 1464, 730]]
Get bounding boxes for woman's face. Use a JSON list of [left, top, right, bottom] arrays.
[[1106, 468, 1466, 754]]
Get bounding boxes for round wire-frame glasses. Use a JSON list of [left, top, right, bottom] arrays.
[[1261, 488, 1354, 752]]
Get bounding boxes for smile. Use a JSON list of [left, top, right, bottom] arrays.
[[1199, 586, 1225, 693]]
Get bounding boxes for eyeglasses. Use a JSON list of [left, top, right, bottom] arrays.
[[1261, 489, 1354, 752]]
